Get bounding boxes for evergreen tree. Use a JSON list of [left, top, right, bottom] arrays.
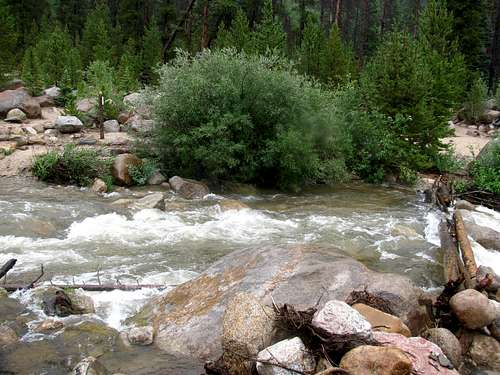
[[117, 39, 141, 92], [21, 47, 43, 95], [218, 8, 253, 52], [253, 0, 287, 55], [298, 15, 325, 79], [81, 0, 112, 65], [142, 19, 163, 82], [0, 0, 17, 85]]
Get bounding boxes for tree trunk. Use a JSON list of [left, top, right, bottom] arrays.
[[163, 0, 197, 62], [201, 0, 209, 49], [439, 222, 462, 283], [454, 211, 478, 288], [335, 0, 341, 26], [0, 259, 16, 279]]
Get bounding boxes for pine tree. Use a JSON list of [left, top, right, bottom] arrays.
[[21, 47, 43, 95], [215, 8, 253, 52], [0, 0, 17, 85], [117, 39, 141, 92], [253, 0, 287, 55], [142, 19, 163, 82], [298, 15, 325, 79], [81, 0, 112, 65]]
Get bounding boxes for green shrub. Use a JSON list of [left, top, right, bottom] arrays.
[[32, 144, 113, 186], [463, 76, 488, 123], [433, 148, 466, 174], [145, 49, 350, 190], [129, 159, 157, 186], [469, 139, 500, 195]]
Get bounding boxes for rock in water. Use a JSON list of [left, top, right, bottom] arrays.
[[103, 119, 120, 133], [55, 116, 83, 133], [312, 300, 372, 350], [423, 328, 462, 369], [33, 286, 95, 316], [112, 154, 142, 186], [352, 303, 411, 337], [72, 356, 109, 375], [256, 337, 315, 375], [340, 345, 413, 375], [131, 193, 165, 210], [374, 332, 459, 374], [467, 333, 500, 372], [127, 326, 154, 346], [222, 293, 276, 375], [449, 289, 496, 329], [33, 319, 64, 333], [147, 170, 166, 185], [128, 245, 429, 361], [168, 176, 209, 199], [5, 108, 27, 123], [0, 325, 18, 347], [91, 178, 107, 194]]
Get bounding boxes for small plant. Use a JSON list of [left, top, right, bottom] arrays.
[[32, 144, 114, 186], [129, 159, 157, 186], [469, 139, 500, 195], [463, 76, 488, 123], [450, 178, 471, 194], [399, 165, 419, 186], [434, 148, 466, 174]]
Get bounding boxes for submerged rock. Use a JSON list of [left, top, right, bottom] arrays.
[[72, 356, 110, 375], [91, 178, 108, 194], [256, 337, 315, 375], [33, 319, 64, 333], [169, 176, 209, 199], [131, 193, 165, 210], [129, 244, 429, 361], [340, 345, 413, 375], [450, 289, 496, 329]]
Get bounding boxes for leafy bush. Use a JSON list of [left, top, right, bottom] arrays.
[[32, 144, 113, 186], [129, 159, 157, 186], [469, 139, 500, 195], [146, 49, 350, 190], [463, 76, 488, 123], [433, 149, 466, 174]]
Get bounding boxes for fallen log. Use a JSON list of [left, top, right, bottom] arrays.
[[438, 221, 462, 283], [453, 211, 477, 289], [0, 258, 17, 279], [1, 283, 170, 293]]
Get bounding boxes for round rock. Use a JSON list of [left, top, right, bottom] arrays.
[[450, 289, 496, 329], [423, 328, 462, 369], [340, 345, 413, 375]]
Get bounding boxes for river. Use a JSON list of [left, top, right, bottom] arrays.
[[0, 176, 498, 373]]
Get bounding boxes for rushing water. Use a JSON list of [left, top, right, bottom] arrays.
[[0, 176, 498, 373]]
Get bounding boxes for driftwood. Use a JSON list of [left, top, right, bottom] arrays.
[[438, 221, 462, 283], [0, 258, 17, 279], [453, 211, 478, 289]]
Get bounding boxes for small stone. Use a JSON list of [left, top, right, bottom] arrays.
[[131, 193, 165, 210], [353, 303, 411, 337], [43, 86, 61, 98], [33, 319, 64, 333], [423, 328, 462, 369], [450, 289, 496, 329], [160, 182, 171, 190], [0, 141, 17, 153], [79, 137, 97, 145], [55, 116, 83, 133], [466, 130, 480, 137], [256, 337, 315, 375], [27, 135, 46, 145], [72, 356, 109, 375], [44, 129, 58, 136], [147, 170, 166, 185], [127, 326, 154, 346], [31, 123, 45, 133], [23, 126, 37, 135], [467, 333, 500, 371], [91, 178, 108, 194], [5, 108, 27, 123], [0, 325, 18, 347], [104, 119, 120, 133], [117, 111, 131, 124], [340, 345, 413, 375]]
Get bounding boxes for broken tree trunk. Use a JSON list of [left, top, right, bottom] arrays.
[[454, 211, 477, 289], [1, 283, 169, 293], [0, 259, 17, 279], [439, 221, 462, 283]]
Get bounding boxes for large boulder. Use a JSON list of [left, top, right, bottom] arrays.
[[222, 293, 276, 375], [340, 345, 413, 375], [450, 289, 496, 329], [129, 244, 429, 361], [352, 303, 411, 337], [169, 176, 209, 199], [123, 92, 142, 107], [19, 97, 41, 119], [481, 110, 500, 124], [124, 115, 153, 133], [76, 98, 96, 113], [111, 153, 142, 186], [32, 286, 95, 316], [130, 193, 165, 210], [55, 116, 83, 133], [0, 88, 30, 118], [423, 328, 462, 369], [256, 337, 315, 375], [374, 332, 459, 374]]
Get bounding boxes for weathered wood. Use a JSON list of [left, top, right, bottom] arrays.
[[1, 283, 170, 293], [439, 221, 462, 283], [0, 258, 16, 279], [454, 211, 478, 288]]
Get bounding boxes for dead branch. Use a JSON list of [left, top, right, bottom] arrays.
[[0, 258, 17, 280], [27, 264, 44, 288], [454, 211, 477, 289]]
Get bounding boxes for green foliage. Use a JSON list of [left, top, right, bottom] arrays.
[[463, 76, 488, 123], [129, 159, 157, 186], [21, 47, 43, 95], [433, 149, 466, 174], [117, 39, 141, 93], [253, 0, 287, 55], [32, 144, 113, 186], [298, 15, 325, 79], [215, 8, 253, 52], [142, 19, 163, 82], [81, 0, 112, 65], [495, 81, 500, 109], [0, 0, 17, 85], [469, 139, 500, 195], [147, 49, 350, 190]]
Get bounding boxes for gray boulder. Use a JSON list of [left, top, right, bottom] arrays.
[[467, 333, 500, 372], [256, 337, 315, 375], [55, 116, 83, 133], [123, 92, 142, 107], [169, 176, 209, 199], [76, 98, 96, 114], [43, 86, 61, 98], [0, 88, 30, 118], [127, 326, 154, 346], [147, 170, 166, 185], [104, 119, 120, 133], [130, 193, 165, 210], [0, 325, 18, 347], [5, 108, 27, 123], [128, 244, 429, 361]]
